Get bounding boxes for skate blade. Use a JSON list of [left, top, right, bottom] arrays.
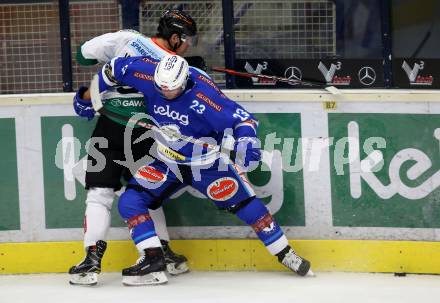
[[69, 272, 98, 286], [122, 271, 168, 286], [306, 269, 315, 277], [167, 262, 190, 276]]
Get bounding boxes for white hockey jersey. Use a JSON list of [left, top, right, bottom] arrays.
[[79, 30, 176, 123], [80, 30, 175, 64]]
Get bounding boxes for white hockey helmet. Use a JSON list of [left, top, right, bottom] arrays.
[[154, 54, 189, 99]]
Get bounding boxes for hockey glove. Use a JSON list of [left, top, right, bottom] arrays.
[[73, 86, 95, 121], [233, 137, 261, 171]]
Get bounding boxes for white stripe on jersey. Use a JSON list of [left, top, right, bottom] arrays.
[[234, 120, 257, 135]]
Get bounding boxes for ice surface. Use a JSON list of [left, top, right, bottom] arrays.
[[0, 272, 439, 303]]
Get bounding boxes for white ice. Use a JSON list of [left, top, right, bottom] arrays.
[[0, 272, 439, 303]]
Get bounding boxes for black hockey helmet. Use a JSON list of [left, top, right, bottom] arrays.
[[157, 9, 197, 47]]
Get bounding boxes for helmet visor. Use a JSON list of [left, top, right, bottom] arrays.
[[181, 34, 198, 47]]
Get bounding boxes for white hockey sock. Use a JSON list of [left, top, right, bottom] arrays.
[[266, 235, 289, 255], [83, 188, 114, 248], [149, 207, 170, 242], [84, 203, 111, 248], [136, 236, 162, 253]]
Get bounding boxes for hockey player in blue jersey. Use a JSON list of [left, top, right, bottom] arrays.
[[97, 54, 313, 285]]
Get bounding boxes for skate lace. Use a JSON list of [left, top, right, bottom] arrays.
[[282, 250, 303, 271], [135, 255, 146, 265]]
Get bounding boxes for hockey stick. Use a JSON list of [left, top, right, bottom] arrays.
[[89, 75, 220, 151], [211, 66, 341, 95]]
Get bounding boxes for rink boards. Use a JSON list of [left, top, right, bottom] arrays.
[[0, 89, 440, 274]]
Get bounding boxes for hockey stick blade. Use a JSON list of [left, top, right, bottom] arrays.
[[211, 67, 327, 88], [89, 74, 106, 112]]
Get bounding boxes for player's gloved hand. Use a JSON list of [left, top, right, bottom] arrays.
[[233, 137, 261, 171], [73, 86, 95, 121]]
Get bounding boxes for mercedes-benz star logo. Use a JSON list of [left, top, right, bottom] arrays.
[[284, 66, 302, 86], [358, 66, 376, 86]]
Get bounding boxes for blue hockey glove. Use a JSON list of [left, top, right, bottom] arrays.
[[233, 137, 261, 170], [73, 86, 95, 121]]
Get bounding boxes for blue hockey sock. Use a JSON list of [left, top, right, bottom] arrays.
[[127, 213, 158, 245], [118, 188, 159, 249], [234, 198, 288, 255]]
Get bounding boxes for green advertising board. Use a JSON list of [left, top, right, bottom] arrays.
[[329, 113, 440, 228], [41, 117, 112, 228], [41, 113, 305, 229], [0, 118, 20, 231]]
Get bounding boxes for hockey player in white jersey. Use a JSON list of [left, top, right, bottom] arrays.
[[69, 9, 198, 285]]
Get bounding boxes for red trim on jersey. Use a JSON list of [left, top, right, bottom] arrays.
[[151, 37, 176, 54], [127, 214, 152, 230]]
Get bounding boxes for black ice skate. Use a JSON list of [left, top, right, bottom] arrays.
[[277, 246, 314, 277], [161, 240, 189, 275], [69, 240, 107, 286], [122, 247, 168, 286]]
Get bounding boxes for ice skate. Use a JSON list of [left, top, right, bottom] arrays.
[[122, 247, 168, 286], [69, 240, 107, 285], [277, 246, 314, 277], [161, 240, 189, 275]]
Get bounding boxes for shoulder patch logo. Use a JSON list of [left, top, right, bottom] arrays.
[[133, 72, 154, 81], [142, 57, 159, 65], [196, 92, 222, 112], [197, 74, 226, 98]]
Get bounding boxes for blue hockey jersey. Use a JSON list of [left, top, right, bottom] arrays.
[[99, 56, 258, 165]]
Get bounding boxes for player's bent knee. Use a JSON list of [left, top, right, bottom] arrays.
[[225, 196, 254, 214], [228, 197, 268, 225], [86, 187, 115, 210], [118, 189, 150, 220], [118, 189, 135, 219]]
